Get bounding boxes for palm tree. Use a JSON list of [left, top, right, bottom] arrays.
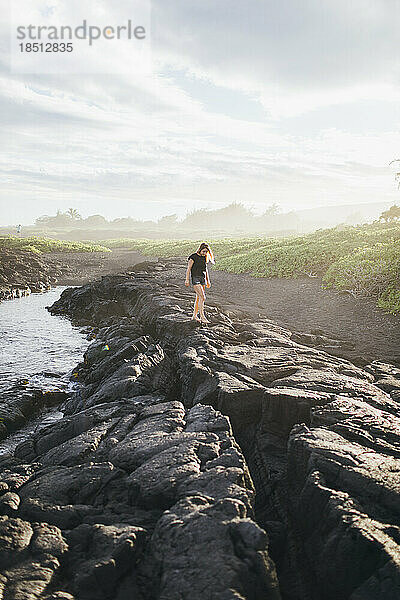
[[66, 208, 82, 220]]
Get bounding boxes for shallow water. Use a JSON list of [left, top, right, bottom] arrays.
[[0, 287, 88, 454], [0, 287, 88, 392]]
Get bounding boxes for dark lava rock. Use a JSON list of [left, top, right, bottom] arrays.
[[0, 386, 67, 440], [6, 396, 277, 599], [1, 263, 399, 599], [0, 247, 58, 301]]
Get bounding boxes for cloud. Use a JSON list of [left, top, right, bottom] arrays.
[[153, 0, 400, 116], [0, 0, 399, 224], [167, 1, 396, 84]]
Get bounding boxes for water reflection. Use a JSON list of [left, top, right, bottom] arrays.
[[0, 287, 88, 454]]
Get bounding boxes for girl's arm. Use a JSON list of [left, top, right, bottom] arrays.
[[185, 259, 194, 286], [205, 267, 210, 288]]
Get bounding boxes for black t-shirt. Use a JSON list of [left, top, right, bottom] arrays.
[[188, 253, 206, 277]]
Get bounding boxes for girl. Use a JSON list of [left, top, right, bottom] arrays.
[[185, 242, 215, 323]]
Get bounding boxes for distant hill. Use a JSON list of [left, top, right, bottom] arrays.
[[292, 201, 392, 231]]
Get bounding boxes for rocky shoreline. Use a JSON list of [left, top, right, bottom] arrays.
[[0, 259, 399, 599], [0, 248, 63, 301]]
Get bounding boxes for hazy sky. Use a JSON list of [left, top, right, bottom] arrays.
[[1, 0, 399, 224]]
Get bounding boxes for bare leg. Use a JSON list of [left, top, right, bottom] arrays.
[[192, 294, 200, 320], [194, 284, 209, 323], [192, 284, 205, 321]]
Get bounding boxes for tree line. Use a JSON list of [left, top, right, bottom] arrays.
[[35, 203, 297, 233], [33, 201, 400, 235]]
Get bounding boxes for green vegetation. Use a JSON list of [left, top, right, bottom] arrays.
[[103, 221, 400, 314], [0, 236, 109, 254]]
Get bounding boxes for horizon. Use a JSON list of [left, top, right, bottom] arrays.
[[0, 199, 396, 228]]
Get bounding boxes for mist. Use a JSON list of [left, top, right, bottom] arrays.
[[0, 200, 394, 241]]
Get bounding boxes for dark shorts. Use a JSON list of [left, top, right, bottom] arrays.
[[191, 275, 205, 286]]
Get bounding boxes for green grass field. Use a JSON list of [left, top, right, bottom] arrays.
[[0, 236, 110, 254], [102, 222, 400, 314]]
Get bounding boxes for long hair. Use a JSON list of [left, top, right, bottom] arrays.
[[197, 242, 215, 264]]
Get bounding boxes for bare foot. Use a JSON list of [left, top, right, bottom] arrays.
[[191, 315, 201, 322], [200, 317, 210, 324]]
